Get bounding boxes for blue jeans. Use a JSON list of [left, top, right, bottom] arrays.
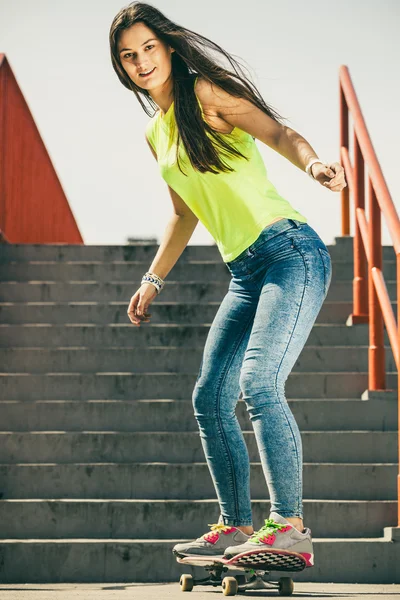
[[192, 218, 332, 526]]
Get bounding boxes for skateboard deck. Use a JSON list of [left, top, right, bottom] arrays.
[[175, 549, 308, 596]]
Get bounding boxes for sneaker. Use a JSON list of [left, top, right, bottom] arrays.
[[223, 511, 314, 570], [172, 516, 253, 559]]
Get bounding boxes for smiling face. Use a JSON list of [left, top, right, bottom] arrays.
[[118, 22, 175, 91]]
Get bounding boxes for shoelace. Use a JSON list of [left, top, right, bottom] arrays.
[[202, 522, 236, 542], [249, 518, 289, 544], [205, 523, 235, 535]]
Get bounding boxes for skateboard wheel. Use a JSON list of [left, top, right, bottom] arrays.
[[278, 576, 294, 596], [222, 576, 238, 596], [179, 574, 194, 591]]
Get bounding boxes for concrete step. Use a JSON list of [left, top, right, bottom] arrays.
[[0, 372, 397, 400], [0, 463, 396, 499], [0, 280, 396, 302], [0, 431, 396, 464], [0, 499, 395, 539], [0, 301, 381, 324], [0, 535, 398, 583], [0, 260, 397, 282], [0, 236, 395, 262], [0, 323, 392, 348], [0, 346, 396, 373], [0, 398, 396, 432]]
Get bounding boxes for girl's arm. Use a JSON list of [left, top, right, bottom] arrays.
[[145, 134, 199, 280], [195, 79, 346, 192], [148, 213, 198, 281]]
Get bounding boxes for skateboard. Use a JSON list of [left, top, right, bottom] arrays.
[[175, 548, 308, 596]]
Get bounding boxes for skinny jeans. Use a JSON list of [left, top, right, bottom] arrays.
[[192, 218, 332, 525]]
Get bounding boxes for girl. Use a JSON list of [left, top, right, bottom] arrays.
[[110, 1, 346, 567]]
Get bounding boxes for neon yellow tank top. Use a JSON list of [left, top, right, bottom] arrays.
[[145, 77, 307, 263]]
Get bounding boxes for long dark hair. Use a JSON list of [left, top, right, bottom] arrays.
[[109, 2, 288, 175]]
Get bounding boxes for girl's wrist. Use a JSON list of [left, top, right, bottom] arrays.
[[141, 271, 165, 294], [310, 163, 320, 178], [305, 158, 327, 181]]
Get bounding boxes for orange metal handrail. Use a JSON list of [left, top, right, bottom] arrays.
[[0, 53, 83, 243], [339, 65, 400, 528]]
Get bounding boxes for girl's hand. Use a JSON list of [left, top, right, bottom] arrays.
[[311, 161, 347, 192], [127, 283, 158, 327]]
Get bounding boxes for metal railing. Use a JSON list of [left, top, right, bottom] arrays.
[[339, 65, 400, 526]]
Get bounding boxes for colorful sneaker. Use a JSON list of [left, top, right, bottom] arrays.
[[172, 517, 253, 559], [223, 511, 314, 571]]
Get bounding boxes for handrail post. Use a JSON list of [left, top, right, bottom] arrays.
[[352, 132, 369, 323], [339, 83, 350, 235], [368, 176, 385, 390]]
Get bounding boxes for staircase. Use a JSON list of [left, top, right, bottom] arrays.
[[0, 236, 398, 584]]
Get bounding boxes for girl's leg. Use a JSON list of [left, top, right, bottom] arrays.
[[239, 225, 332, 521], [192, 278, 260, 527]]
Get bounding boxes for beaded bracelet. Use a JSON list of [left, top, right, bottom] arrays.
[[141, 271, 165, 294]]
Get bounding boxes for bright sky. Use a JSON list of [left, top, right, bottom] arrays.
[[0, 0, 398, 247]]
